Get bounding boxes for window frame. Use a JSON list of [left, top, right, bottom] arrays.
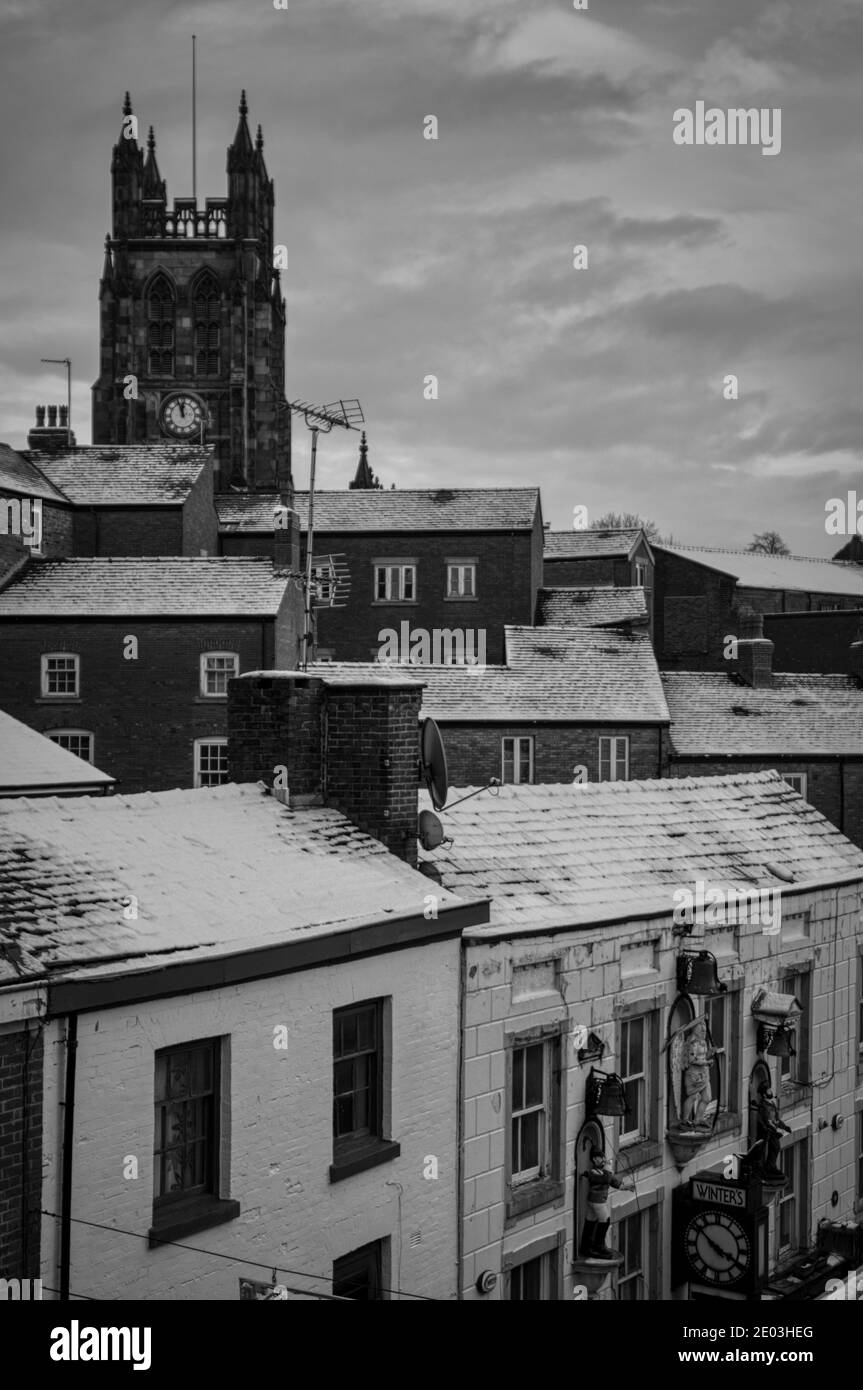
[[193, 737, 229, 788], [782, 773, 808, 798], [333, 1238, 389, 1301], [774, 1135, 808, 1265], [501, 735, 534, 786], [372, 560, 417, 604], [45, 729, 94, 764], [598, 734, 629, 782], [146, 273, 176, 377], [615, 1000, 662, 1167], [617, 1208, 647, 1300], [330, 998, 399, 1183], [779, 968, 810, 1091], [444, 558, 477, 600], [504, 1022, 565, 1220], [41, 652, 80, 698], [704, 987, 741, 1127], [503, 1230, 564, 1301], [619, 1015, 648, 1144], [199, 651, 239, 699]]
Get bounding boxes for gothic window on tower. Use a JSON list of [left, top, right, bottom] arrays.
[[194, 273, 221, 376], [147, 274, 175, 376]]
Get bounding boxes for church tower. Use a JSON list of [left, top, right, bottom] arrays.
[[92, 92, 290, 493]]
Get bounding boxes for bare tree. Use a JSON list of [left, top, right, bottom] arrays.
[[593, 511, 663, 544], [746, 531, 790, 556]]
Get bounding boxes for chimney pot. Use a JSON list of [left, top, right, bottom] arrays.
[[35, 405, 45, 427], [47, 405, 57, 428], [59, 405, 68, 426]]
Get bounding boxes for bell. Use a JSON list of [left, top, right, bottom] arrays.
[[586, 1067, 629, 1117], [677, 950, 726, 997], [767, 1026, 795, 1058]]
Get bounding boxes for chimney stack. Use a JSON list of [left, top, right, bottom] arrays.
[[851, 624, 863, 686], [273, 501, 299, 575], [734, 607, 773, 688], [227, 671, 424, 866], [27, 404, 76, 453]]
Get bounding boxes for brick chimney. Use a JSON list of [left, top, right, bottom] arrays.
[[27, 404, 76, 453], [227, 671, 424, 866], [273, 500, 300, 576], [734, 607, 773, 688], [851, 624, 863, 686]]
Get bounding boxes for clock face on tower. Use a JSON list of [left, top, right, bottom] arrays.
[[160, 393, 205, 439], [685, 1210, 751, 1286]]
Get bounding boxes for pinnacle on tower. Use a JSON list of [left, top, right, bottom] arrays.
[[350, 432, 381, 489], [142, 126, 166, 200]]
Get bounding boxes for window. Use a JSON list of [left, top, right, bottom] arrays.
[[333, 1240, 385, 1300], [312, 565, 333, 603], [599, 735, 629, 782], [193, 271, 221, 376], [446, 560, 476, 598], [154, 1041, 216, 1206], [780, 971, 810, 1086], [506, 1029, 564, 1218], [47, 730, 93, 764], [333, 1001, 381, 1145], [512, 1042, 547, 1183], [783, 773, 808, 798], [374, 562, 415, 602], [858, 956, 863, 1073], [817, 602, 841, 612], [194, 739, 228, 788], [504, 1233, 563, 1300], [199, 652, 239, 698], [775, 1138, 807, 1261], [147, 273, 175, 375], [705, 990, 740, 1117], [635, 562, 647, 588], [617, 1210, 647, 1300], [41, 653, 79, 697], [620, 1016, 648, 1143], [502, 736, 534, 785]]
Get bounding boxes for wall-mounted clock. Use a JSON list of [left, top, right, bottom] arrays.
[[685, 1210, 751, 1286], [160, 393, 205, 439]]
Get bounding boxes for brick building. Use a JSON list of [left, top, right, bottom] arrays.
[[415, 773, 863, 1301], [219, 487, 544, 664], [92, 92, 290, 492], [0, 673, 488, 1301], [764, 609, 863, 675], [663, 614, 863, 849], [311, 624, 669, 787], [543, 529, 654, 636], [0, 441, 73, 565], [0, 707, 113, 797], [0, 556, 302, 793]]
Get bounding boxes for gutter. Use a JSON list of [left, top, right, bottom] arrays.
[[59, 1013, 78, 1302]]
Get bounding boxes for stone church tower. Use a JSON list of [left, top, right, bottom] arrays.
[[92, 92, 290, 493]]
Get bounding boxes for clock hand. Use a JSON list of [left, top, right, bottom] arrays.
[[702, 1231, 733, 1261]]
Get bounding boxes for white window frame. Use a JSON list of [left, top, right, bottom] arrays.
[[635, 562, 647, 588], [511, 1039, 552, 1186], [617, 1208, 648, 1300], [373, 561, 416, 603], [445, 559, 477, 599], [312, 564, 333, 603], [782, 773, 808, 798], [46, 729, 94, 764], [194, 738, 229, 788], [41, 652, 80, 698], [502, 735, 534, 785], [199, 651, 239, 698], [599, 735, 629, 782], [775, 1137, 807, 1261], [619, 1015, 648, 1144]]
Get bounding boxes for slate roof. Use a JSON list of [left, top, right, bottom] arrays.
[[663, 673, 863, 757], [536, 587, 647, 627], [218, 488, 540, 532], [544, 528, 646, 560], [0, 783, 471, 985], [0, 443, 70, 504], [0, 709, 114, 795], [418, 771, 863, 933], [657, 544, 863, 600], [311, 624, 669, 723], [0, 557, 291, 616], [25, 445, 212, 505]]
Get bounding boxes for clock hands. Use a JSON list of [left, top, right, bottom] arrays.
[[701, 1230, 734, 1262]]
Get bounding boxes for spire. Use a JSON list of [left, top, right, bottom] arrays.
[[255, 124, 264, 153], [142, 126, 166, 200], [228, 90, 254, 168], [349, 432, 381, 489], [123, 91, 132, 116]]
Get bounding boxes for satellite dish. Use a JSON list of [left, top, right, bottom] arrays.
[[419, 717, 449, 811], [418, 809, 445, 851]]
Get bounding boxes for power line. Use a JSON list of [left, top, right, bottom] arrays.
[[41, 1210, 436, 1301]]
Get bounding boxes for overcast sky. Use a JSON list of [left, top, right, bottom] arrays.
[[1, 0, 861, 554]]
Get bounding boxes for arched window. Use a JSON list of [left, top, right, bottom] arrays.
[[147, 273, 175, 375], [194, 272, 221, 376]]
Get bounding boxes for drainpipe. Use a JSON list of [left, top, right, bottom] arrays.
[[455, 944, 466, 1300], [59, 1013, 78, 1302]]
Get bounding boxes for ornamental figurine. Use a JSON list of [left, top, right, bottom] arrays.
[[580, 1149, 635, 1260], [751, 1081, 791, 1179], [681, 1020, 715, 1129]]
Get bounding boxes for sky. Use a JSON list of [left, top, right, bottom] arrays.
[[0, 0, 861, 555]]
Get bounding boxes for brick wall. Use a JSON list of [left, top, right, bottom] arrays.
[[72, 507, 184, 557], [459, 880, 863, 1299], [0, 617, 279, 793], [654, 549, 738, 670], [739, 586, 862, 616], [39, 945, 460, 1300], [438, 723, 667, 787], [0, 494, 74, 561], [764, 610, 863, 673], [182, 461, 220, 556], [0, 1023, 43, 1280]]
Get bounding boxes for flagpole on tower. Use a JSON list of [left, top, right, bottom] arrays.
[[192, 34, 197, 202]]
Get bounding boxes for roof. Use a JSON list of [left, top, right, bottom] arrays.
[[218, 488, 540, 533], [312, 624, 669, 723], [0, 443, 69, 504], [26, 445, 211, 505], [657, 544, 863, 600], [0, 783, 471, 986], [0, 557, 291, 617], [663, 672, 863, 757], [536, 587, 647, 627], [418, 771, 863, 933], [0, 709, 114, 795], [544, 528, 647, 561]]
